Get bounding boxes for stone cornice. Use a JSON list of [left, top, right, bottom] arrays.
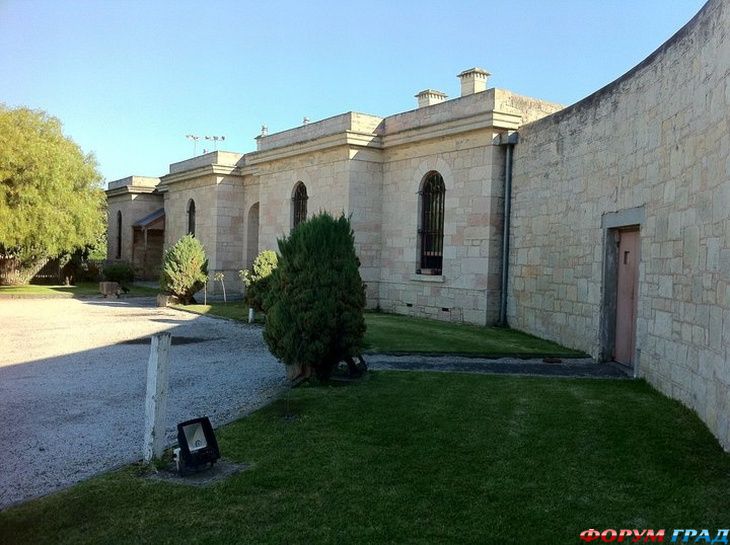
[[382, 110, 521, 148], [243, 109, 522, 165], [157, 164, 244, 190], [105, 185, 159, 198], [116, 108, 523, 187], [245, 131, 383, 165]]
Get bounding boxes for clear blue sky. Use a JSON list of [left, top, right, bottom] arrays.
[[0, 0, 707, 183]]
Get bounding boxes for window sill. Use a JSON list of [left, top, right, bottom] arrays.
[[410, 274, 445, 283]]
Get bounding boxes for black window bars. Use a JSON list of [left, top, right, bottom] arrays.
[[187, 199, 196, 236], [418, 172, 445, 275], [292, 182, 308, 228]]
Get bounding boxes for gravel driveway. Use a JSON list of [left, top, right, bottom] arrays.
[[0, 297, 286, 509]]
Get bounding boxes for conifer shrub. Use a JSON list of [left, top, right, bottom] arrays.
[[160, 234, 208, 304], [264, 212, 366, 381], [102, 262, 134, 286], [239, 249, 278, 312]]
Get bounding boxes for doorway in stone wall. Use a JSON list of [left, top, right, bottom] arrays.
[[600, 206, 644, 371], [613, 228, 640, 366]]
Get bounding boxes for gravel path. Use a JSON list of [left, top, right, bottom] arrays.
[[0, 297, 287, 510]]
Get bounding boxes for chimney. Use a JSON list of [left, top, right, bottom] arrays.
[[415, 89, 448, 108], [458, 67, 490, 96]]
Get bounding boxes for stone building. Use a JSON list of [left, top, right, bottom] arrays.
[[107, 70, 561, 323], [106, 176, 164, 279], [106, 0, 729, 450]]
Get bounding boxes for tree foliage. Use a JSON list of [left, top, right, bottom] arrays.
[[239, 249, 278, 311], [160, 234, 208, 304], [0, 105, 105, 284], [263, 212, 366, 381]]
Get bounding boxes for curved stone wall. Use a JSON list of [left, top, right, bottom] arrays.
[[509, 0, 730, 448]]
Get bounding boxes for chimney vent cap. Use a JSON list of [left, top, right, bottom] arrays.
[[415, 89, 448, 98], [457, 67, 491, 78]]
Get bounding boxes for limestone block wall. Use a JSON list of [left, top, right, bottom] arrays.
[[379, 130, 505, 325], [251, 146, 385, 307], [213, 174, 245, 292], [347, 149, 384, 306], [242, 178, 261, 268], [163, 174, 246, 295], [509, 0, 730, 449], [106, 193, 163, 265], [255, 148, 351, 258], [163, 175, 218, 263]]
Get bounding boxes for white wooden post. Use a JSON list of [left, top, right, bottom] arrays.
[[143, 332, 172, 463], [248, 307, 254, 323]]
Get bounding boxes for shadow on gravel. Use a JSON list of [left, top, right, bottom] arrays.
[[117, 336, 225, 345], [0, 297, 289, 510]]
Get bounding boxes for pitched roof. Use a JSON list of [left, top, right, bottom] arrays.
[[132, 208, 165, 229]]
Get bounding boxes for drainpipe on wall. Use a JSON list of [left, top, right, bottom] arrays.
[[498, 132, 518, 327]]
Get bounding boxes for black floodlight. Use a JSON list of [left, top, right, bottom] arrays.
[[176, 416, 220, 474]]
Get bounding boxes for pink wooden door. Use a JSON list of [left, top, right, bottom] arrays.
[[614, 229, 640, 365]]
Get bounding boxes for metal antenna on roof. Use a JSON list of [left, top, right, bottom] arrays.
[[185, 134, 200, 156], [204, 135, 226, 151]]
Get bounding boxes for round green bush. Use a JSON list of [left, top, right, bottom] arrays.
[[160, 234, 208, 304], [263, 212, 366, 381], [102, 262, 134, 286]]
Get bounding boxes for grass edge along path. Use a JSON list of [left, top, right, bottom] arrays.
[[172, 301, 586, 358], [1, 372, 728, 545], [0, 282, 158, 299]]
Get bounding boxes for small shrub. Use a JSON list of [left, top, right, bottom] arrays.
[[160, 234, 208, 304], [263, 213, 366, 381], [214, 271, 227, 303], [239, 250, 278, 312], [103, 262, 134, 286]]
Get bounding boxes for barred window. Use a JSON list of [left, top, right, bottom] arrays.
[[116, 211, 122, 259], [187, 199, 196, 236], [292, 182, 308, 228], [418, 172, 445, 275]]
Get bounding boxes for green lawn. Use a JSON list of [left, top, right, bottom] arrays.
[[363, 312, 586, 357], [171, 302, 583, 358], [173, 301, 256, 322], [0, 282, 158, 298], [1, 372, 727, 544]]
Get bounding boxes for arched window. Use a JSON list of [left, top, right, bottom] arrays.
[[187, 199, 196, 236], [116, 211, 122, 259], [292, 182, 308, 228], [418, 171, 446, 275]]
